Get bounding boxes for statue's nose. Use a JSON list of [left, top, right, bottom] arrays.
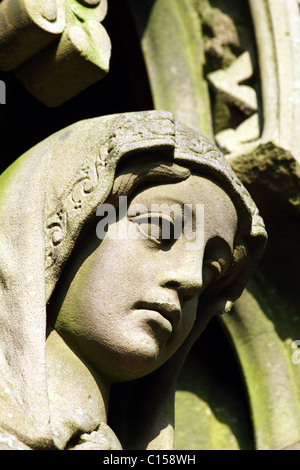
[[160, 254, 203, 300]]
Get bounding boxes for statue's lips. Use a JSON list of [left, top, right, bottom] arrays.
[[133, 301, 181, 331]]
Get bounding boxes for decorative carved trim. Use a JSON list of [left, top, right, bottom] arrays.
[[45, 157, 107, 270]]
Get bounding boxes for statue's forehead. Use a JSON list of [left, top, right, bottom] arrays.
[[129, 174, 235, 208]]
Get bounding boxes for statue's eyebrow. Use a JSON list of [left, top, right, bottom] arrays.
[[127, 196, 186, 219]]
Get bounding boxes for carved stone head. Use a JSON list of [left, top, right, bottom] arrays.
[[0, 111, 266, 449]]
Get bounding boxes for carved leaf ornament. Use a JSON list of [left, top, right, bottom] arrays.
[[0, 0, 111, 106]]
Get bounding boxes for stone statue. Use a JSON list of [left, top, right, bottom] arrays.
[[0, 110, 266, 450]]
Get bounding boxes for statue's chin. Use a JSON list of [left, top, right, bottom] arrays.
[[75, 330, 175, 384]]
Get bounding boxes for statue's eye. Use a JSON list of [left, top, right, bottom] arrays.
[[129, 212, 175, 245]]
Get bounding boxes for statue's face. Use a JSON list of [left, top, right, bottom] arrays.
[[53, 175, 238, 382]]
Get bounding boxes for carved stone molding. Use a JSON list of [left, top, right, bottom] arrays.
[[0, 0, 111, 106], [248, 0, 300, 163]]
